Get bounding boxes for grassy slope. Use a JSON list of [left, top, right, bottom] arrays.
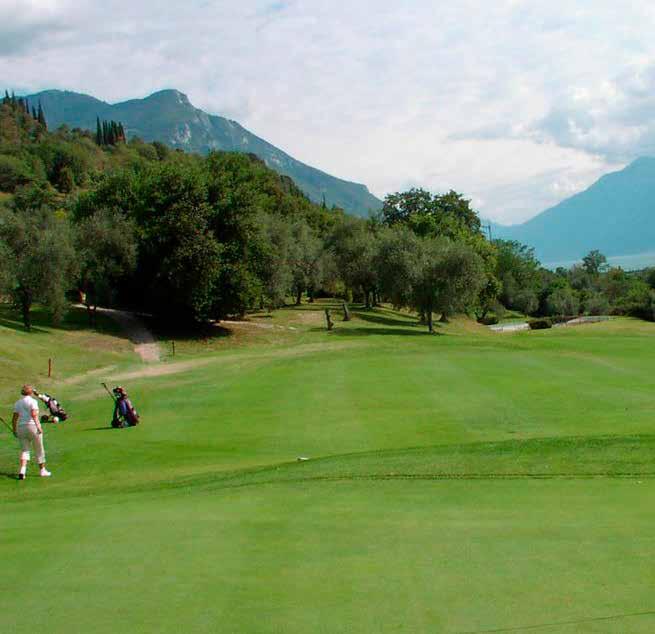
[[1, 303, 655, 632]]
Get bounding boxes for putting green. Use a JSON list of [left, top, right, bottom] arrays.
[[1, 304, 654, 632]]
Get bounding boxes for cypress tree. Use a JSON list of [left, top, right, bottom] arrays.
[[3, 90, 9, 105], [37, 102, 47, 128], [96, 117, 103, 145], [32, 105, 38, 120]]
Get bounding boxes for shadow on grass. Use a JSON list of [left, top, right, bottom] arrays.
[[0, 304, 125, 337], [0, 317, 49, 334], [353, 311, 421, 328], [83, 426, 119, 432], [0, 470, 19, 480], [310, 326, 434, 337], [147, 318, 233, 344]]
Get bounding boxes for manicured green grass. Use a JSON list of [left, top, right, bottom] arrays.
[[1, 303, 655, 632]]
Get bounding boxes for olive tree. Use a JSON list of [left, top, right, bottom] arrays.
[[0, 206, 78, 329], [76, 209, 138, 324]]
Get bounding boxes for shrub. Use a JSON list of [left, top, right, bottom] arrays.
[[615, 281, 655, 321], [513, 289, 539, 315], [0, 155, 33, 192], [529, 318, 552, 330], [546, 286, 579, 316], [583, 292, 610, 316]]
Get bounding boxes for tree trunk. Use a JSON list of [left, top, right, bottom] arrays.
[[342, 302, 351, 322], [365, 289, 371, 309], [325, 309, 334, 331], [20, 293, 31, 331], [440, 312, 449, 323], [308, 287, 315, 304], [427, 310, 434, 333], [295, 287, 302, 306]]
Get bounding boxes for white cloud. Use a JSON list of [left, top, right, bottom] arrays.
[[1, 1, 655, 223]]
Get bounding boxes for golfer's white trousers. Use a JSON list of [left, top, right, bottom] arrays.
[[17, 424, 45, 463]]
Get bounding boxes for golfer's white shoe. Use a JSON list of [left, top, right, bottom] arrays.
[[40, 469, 51, 477]]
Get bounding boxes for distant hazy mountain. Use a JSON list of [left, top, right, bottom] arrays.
[[491, 158, 655, 265], [28, 89, 382, 217]]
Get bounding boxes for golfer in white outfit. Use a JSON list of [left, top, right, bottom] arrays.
[[12, 385, 51, 480]]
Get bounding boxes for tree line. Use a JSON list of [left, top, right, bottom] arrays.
[[0, 96, 654, 332]]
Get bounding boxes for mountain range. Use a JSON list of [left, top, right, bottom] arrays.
[[489, 158, 655, 266], [28, 89, 382, 217]]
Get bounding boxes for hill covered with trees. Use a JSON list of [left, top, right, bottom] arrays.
[[0, 95, 654, 332], [27, 88, 383, 217]]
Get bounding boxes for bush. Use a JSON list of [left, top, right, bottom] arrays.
[[546, 286, 579, 317], [513, 289, 539, 315], [0, 155, 33, 192], [478, 315, 499, 325], [614, 282, 655, 321], [529, 318, 552, 330], [583, 292, 610, 316]]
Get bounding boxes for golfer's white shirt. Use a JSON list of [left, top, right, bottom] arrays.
[[13, 396, 39, 426]]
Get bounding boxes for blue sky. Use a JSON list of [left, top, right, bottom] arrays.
[[2, 0, 655, 223]]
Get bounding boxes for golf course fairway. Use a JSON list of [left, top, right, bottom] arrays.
[[1, 303, 654, 633]]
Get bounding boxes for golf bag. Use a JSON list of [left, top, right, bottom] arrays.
[[110, 386, 140, 428], [35, 391, 68, 423]]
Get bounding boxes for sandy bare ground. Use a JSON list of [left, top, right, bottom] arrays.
[[90, 307, 161, 362]]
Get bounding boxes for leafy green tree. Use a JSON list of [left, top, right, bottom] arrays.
[[381, 188, 481, 238], [582, 292, 610, 316], [600, 267, 631, 304], [431, 240, 486, 323], [512, 289, 539, 315], [330, 219, 379, 308], [131, 162, 224, 322], [645, 268, 655, 290], [614, 279, 654, 319], [289, 220, 325, 305], [0, 206, 78, 329], [582, 250, 608, 276], [96, 117, 103, 146], [76, 209, 138, 322], [37, 102, 46, 128], [0, 155, 33, 192], [258, 214, 293, 309], [546, 286, 579, 317], [494, 239, 541, 310], [57, 165, 75, 193], [377, 229, 485, 332], [375, 226, 419, 310]]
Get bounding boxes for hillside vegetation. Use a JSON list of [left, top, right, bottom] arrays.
[[29, 88, 383, 216]]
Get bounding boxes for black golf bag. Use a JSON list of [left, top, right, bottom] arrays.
[[111, 386, 140, 428], [36, 391, 68, 423]]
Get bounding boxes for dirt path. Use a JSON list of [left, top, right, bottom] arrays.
[[93, 307, 161, 363]]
